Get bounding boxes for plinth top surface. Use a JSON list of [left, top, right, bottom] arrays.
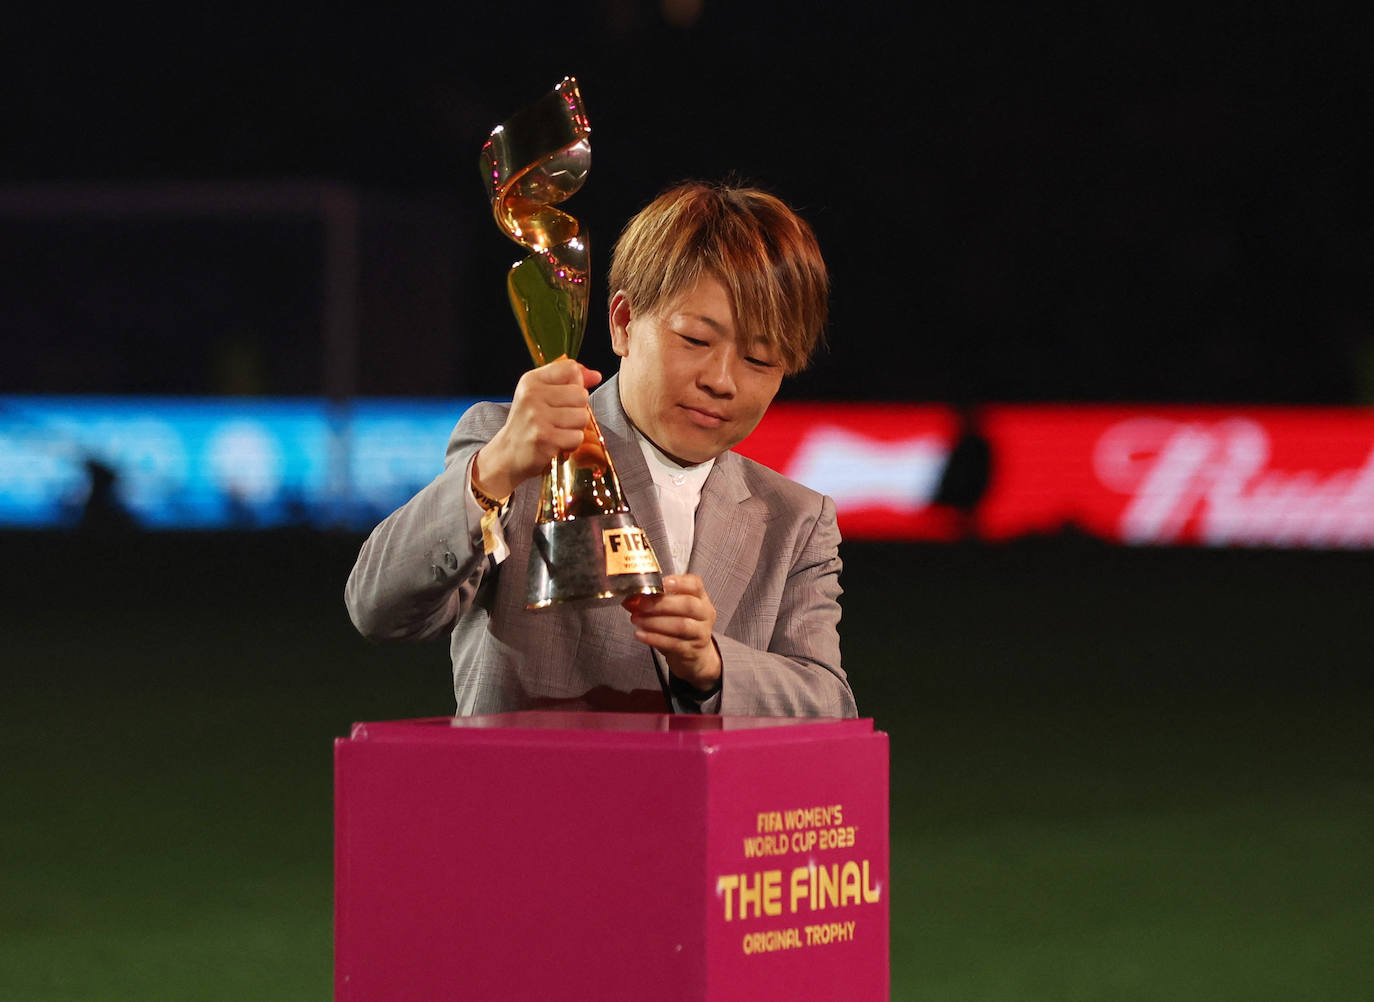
[[344, 712, 876, 748]]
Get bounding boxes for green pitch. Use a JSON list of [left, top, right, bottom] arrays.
[[2, 534, 1370, 1000]]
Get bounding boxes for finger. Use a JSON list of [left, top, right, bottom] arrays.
[[630, 609, 713, 647], [631, 609, 699, 635], [519, 378, 590, 409], [633, 623, 702, 651], [540, 429, 590, 455], [627, 593, 703, 621], [537, 399, 595, 430], [535, 357, 585, 384], [662, 574, 707, 597], [536, 357, 602, 389]]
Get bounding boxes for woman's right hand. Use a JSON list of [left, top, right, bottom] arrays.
[[471, 357, 603, 500]]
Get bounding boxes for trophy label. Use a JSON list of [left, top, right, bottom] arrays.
[[602, 526, 659, 576]]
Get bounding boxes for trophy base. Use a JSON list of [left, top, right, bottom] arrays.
[[525, 511, 664, 610]]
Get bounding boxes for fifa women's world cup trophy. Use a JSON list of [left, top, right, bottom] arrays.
[[479, 77, 664, 609]]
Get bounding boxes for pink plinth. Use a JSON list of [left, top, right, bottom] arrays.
[[334, 712, 889, 1001]]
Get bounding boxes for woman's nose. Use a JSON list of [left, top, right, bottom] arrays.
[[697, 347, 737, 396]]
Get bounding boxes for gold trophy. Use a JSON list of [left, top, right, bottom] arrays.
[[480, 77, 663, 609]]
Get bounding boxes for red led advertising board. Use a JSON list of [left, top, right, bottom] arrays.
[[736, 404, 1374, 548]]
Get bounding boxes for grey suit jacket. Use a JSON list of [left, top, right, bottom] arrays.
[[345, 375, 856, 718]]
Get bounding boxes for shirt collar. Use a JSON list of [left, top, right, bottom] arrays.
[[632, 426, 715, 491]]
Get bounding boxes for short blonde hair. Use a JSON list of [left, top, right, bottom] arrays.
[[607, 182, 828, 374]]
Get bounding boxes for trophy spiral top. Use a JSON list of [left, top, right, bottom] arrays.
[[480, 77, 592, 365]]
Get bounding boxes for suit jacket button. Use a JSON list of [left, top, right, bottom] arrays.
[[443, 550, 458, 570]]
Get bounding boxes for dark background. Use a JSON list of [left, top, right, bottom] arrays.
[[3, 4, 1372, 999], [4, 1, 1372, 405]]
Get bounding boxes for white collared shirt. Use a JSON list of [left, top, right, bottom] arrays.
[[634, 430, 714, 575]]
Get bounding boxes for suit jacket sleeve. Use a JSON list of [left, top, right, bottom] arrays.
[[344, 402, 509, 642]]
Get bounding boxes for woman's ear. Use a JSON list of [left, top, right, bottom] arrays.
[[608, 291, 633, 357]]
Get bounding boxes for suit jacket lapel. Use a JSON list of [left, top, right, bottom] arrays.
[[591, 375, 676, 703], [591, 375, 672, 575], [689, 451, 764, 631]]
